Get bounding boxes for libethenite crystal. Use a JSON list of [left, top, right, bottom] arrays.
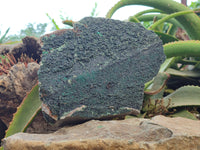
[[38, 17, 165, 125]]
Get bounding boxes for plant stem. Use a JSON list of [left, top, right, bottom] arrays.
[[106, 0, 200, 40], [133, 8, 164, 18], [148, 10, 195, 30]]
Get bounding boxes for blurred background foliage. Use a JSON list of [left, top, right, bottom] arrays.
[[0, 0, 199, 44], [0, 2, 99, 44]]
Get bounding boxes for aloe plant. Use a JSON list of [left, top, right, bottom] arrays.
[[148, 10, 198, 30], [164, 40, 200, 58], [106, 0, 200, 120], [130, 14, 183, 35], [106, 0, 200, 40], [163, 86, 200, 108]]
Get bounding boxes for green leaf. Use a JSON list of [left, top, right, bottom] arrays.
[[171, 109, 198, 120], [143, 72, 169, 112], [131, 14, 184, 29], [133, 8, 164, 18], [46, 13, 60, 30], [163, 86, 200, 108], [166, 68, 200, 78], [145, 72, 169, 94], [0, 28, 10, 44], [129, 14, 183, 35], [159, 57, 177, 72], [106, 0, 200, 40], [149, 10, 195, 30], [155, 31, 178, 44], [62, 19, 74, 27], [163, 40, 200, 58], [5, 84, 41, 137], [91, 2, 98, 17]]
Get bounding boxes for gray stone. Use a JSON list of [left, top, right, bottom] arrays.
[[39, 17, 165, 124], [2, 116, 200, 150]]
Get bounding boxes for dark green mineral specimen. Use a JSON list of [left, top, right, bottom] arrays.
[[38, 17, 165, 124]]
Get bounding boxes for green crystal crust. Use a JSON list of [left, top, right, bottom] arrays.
[[39, 17, 165, 123]]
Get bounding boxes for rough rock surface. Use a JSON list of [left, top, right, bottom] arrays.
[[39, 17, 165, 124], [0, 62, 39, 126], [3, 115, 200, 150]]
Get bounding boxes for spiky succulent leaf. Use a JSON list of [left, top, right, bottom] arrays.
[[164, 40, 200, 58], [166, 68, 200, 78], [171, 110, 198, 120], [163, 86, 200, 108], [5, 84, 41, 137]]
